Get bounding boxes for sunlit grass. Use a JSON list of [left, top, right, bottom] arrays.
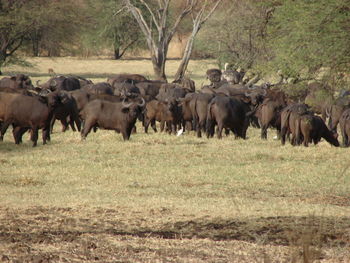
[[1, 57, 350, 262]]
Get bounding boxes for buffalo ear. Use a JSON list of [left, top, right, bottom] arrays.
[[241, 96, 251, 103], [38, 96, 48, 104], [59, 92, 69, 103], [122, 107, 130, 113]]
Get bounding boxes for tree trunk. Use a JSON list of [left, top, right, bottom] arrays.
[[151, 57, 167, 82], [114, 47, 121, 60], [174, 32, 196, 82], [151, 45, 167, 82], [0, 52, 7, 75], [174, 24, 200, 82], [32, 39, 40, 57]]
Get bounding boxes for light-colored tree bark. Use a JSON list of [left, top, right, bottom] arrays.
[[174, 0, 222, 82], [124, 0, 221, 81]]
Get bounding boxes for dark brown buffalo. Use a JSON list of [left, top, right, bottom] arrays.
[[178, 93, 198, 132], [0, 74, 34, 90], [296, 114, 339, 147], [39, 76, 81, 92], [201, 85, 216, 94], [112, 82, 140, 97], [135, 82, 161, 101], [107, 74, 148, 86], [221, 70, 244, 84], [75, 76, 93, 87], [88, 94, 123, 103], [304, 82, 334, 121], [206, 95, 249, 139], [80, 98, 145, 140], [193, 93, 215, 137], [339, 108, 350, 147], [280, 103, 310, 145], [173, 77, 195, 92], [82, 82, 114, 95], [49, 91, 81, 133], [156, 83, 189, 101], [143, 99, 181, 134], [255, 98, 284, 139], [0, 92, 62, 146], [328, 96, 350, 132], [206, 68, 222, 84], [0, 86, 37, 96], [69, 89, 90, 113]]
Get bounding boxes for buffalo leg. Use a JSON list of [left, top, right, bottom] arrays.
[[13, 127, 28, 144], [0, 121, 11, 141], [30, 127, 39, 147], [12, 126, 22, 144], [122, 126, 132, 140], [50, 117, 56, 134], [160, 120, 165, 132], [131, 126, 137, 134], [121, 131, 130, 140], [217, 123, 223, 139], [81, 120, 95, 140], [261, 125, 268, 139], [151, 119, 157, 132], [280, 126, 288, 145], [224, 128, 230, 136], [61, 119, 69, 132], [144, 118, 150, 133], [72, 112, 81, 132], [42, 126, 50, 145]]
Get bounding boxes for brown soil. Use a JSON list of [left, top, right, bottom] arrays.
[[0, 206, 349, 262]]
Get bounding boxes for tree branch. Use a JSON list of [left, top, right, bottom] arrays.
[[139, 0, 160, 30], [119, 38, 139, 58], [166, 0, 195, 44], [202, 0, 223, 24], [6, 37, 24, 57], [124, 0, 157, 54]]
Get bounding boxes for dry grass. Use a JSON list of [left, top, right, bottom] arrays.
[[3, 56, 216, 84], [0, 58, 350, 262]]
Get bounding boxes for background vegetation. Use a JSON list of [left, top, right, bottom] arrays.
[[1, 0, 349, 88], [1, 58, 350, 262]]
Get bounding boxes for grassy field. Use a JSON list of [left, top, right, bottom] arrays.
[[0, 58, 350, 262]]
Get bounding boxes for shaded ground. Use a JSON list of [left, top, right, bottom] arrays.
[[0, 207, 349, 262]]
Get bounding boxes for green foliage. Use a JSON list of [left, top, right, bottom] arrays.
[[267, 0, 350, 83], [81, 0, 146, 58], [0, 0, 87, 72], [194, 0, 271, 70]]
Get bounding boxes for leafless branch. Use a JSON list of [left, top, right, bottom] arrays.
[[202, 0, 223, 23], [140, 0, 160, 30]]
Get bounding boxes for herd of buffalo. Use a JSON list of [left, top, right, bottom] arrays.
[[0, 68, 349, 148]]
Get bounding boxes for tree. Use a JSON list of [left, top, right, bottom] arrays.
[[26, 0, 87, 57], [0, 0, 87, 74], [82, 0, 146, 60], [0, 0, 37, 74], [173, 0, 222, 82], [194, 0, 273, 71], [266, 0, 350, 85], [124, 0, 222, 81]]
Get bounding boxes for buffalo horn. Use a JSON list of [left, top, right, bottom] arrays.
[[260, 88, 267, 96], [122, 99, 133, 108], [27, 89, 39, 95], [248, 85, 256, 90], [245, 91, 252, 97], [50, 79, 57, 88], [137, 97, 145, 107]]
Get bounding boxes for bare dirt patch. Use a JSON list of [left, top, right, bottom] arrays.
[[0, 207, 349, 262]]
